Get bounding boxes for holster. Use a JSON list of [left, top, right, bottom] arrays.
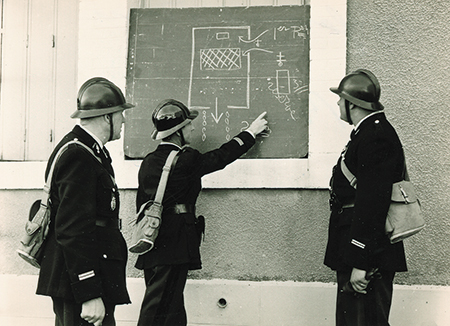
[[195, 215, 205, 243]]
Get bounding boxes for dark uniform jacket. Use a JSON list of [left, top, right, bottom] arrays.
[[135, 131, 256, 271], [36, 125, 130, 305], [324, 112, 408, 272]]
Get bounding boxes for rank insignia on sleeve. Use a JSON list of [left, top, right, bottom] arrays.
[[351, 239, 366, 249], [78, 270, 95, 281], [233, 137, 244, 146]]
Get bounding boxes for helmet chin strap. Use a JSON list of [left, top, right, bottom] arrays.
[[178, 130, 186, 146], [345, 100, 353, 125], [108, 113, 114, 142]]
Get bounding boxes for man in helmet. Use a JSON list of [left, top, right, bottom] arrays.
[[36, 77, 133, 326], [324, 70, 407, 325], [134, 99, 268, 326]]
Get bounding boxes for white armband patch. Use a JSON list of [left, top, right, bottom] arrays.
[[78, 270, 95, 281], [233, 137, 244, 146], [351, 239, 365, 249]]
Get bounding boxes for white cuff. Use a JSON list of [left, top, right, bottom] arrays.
[[244, 130, 256, 139]]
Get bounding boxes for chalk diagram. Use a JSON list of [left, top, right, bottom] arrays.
[[187, 25, 308, 142], [188, 26, 272, 141], [188, 27, 252, 112], [188, 26, 252, 142], [124, 6, 311, 159]]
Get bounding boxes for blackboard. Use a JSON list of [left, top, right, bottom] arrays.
[[125, 6, 310, 159]]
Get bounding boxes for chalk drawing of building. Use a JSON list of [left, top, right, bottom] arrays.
[[188, 27, 251, 113]]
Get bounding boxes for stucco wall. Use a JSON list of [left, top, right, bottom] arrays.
[[2, 185, 448, 286], [2, 189, 332, 281], [345, 0, 450, 285]]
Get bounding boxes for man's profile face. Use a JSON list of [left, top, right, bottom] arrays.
[[337, 97, 349, 123], [181, 121, 194, 144], [110, 111, 125, 141]]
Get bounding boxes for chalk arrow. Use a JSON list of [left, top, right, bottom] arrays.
[[243, 48, 273, 56], [211, 107, 223, 124], [211, 98, 223, 123], [238, 30, 269, 44]]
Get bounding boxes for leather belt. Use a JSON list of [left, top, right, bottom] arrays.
[[96, 218, 122, 229], [164, 204, 195, 215]]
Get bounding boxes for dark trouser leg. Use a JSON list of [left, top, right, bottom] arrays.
[[336, 270, 395, 326], [52, 297, 116, 326], [137, 264, 189, 326]]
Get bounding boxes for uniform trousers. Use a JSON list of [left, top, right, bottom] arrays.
[[52, 297, 116, 326], [137, 264, 189, 326], [336, 270, 395, 326]]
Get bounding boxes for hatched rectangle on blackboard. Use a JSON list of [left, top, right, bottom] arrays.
[[125, 6, 310, 159]]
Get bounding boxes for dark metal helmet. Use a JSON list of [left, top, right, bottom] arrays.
[[71, 77, 134, 119], [151, 99, 198, 140], [330, 69, 384, 111]]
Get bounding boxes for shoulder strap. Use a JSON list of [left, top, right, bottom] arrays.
[[153, 150, 179, 205], [340, 158, 358, 189], [401, 150, 409, 181], [340, 152, 409, 189], [42, 140, 102, 203]]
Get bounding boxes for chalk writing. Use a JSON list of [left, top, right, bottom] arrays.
[[277, 52, 286, 67], [274, 25, 309, 40], [240, 120, 271, 138], [225, 111, 231, 141], [293, 79, 308, 94], [202, 110, 207, 141]]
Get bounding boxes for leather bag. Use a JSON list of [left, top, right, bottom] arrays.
[[129, 150, 179, 255], [385, 180, 424, 243], [340, 158, 425, 244], [17, 140, 100, 268]]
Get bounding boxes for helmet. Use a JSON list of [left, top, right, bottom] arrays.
[[71, 77, 134, 119], [151, 99, 198, 140], [330, 69, 384, 111]]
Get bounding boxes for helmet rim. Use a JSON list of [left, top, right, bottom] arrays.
[[330, 69, 384, 111], [330, 87, 384, 111], [151, 118, 193, 140], [151, 99, 198, 140], [71, 77, 134, 119], [70, 103, 134, 119]]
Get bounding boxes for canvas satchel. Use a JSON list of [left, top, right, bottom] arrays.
[[17, 140, 100, 268], [129, 150, 179, 255], [340, 157, 425, 244]]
